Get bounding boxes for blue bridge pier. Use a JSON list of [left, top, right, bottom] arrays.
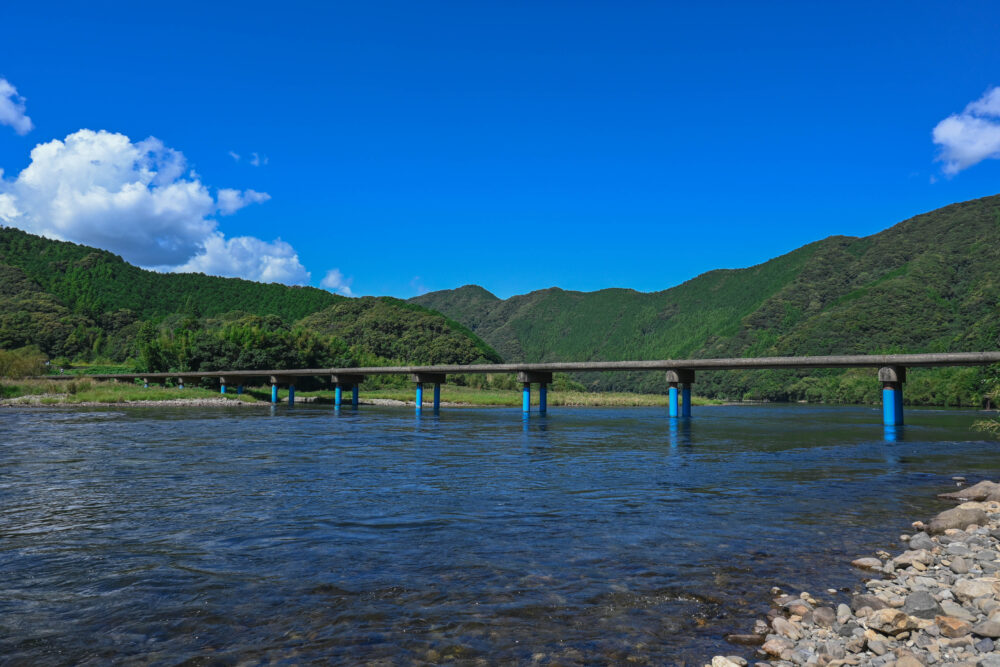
[[269, 375, 296, 406], [517, 371, 553, 414], [411, 373, 446, 414], [879, 366, 905, 427], [331, 374, 365, 409], [665, 369, 694, 418]]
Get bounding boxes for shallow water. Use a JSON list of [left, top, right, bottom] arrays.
[[0, 403, 995, 665]]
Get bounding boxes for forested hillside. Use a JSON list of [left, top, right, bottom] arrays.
[[0, 227, 502, 373], [413, 195, 1000, 405]]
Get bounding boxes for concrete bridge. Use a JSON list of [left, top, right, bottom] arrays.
[[69, 352, 1000, 426]]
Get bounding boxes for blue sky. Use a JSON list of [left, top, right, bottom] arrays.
[[2, 1, 1000, 298]]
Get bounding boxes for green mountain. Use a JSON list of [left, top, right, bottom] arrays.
[[413, 194, 1000, 404], [0, 226, 501, 373]]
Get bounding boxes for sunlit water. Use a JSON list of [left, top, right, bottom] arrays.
[[0, 404, 996, 665]]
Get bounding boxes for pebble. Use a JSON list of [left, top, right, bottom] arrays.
[[707, 478, 1000, 667]]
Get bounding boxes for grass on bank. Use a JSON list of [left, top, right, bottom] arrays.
[[0, 379, 719, 407], [285, 384, 721, 407], [0, 378, 255, 404]]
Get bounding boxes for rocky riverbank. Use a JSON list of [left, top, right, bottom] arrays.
[[708, 480, 1000, 667]]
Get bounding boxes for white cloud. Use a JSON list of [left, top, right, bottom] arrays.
[[250, 152, 268, 167], [0, 128, 308, 285], [176, 234, 310, 285], [217, 187, 270, 215], [0, 79, 33, 135], [228, 150, 241, 162], [320, 268, 353, 296], [932, 86, 1000, 174]]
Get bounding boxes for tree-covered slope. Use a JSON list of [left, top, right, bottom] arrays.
[[0, 227, 502, 370], [412, 194, 1000, 400], [0, 226, 340, 322]]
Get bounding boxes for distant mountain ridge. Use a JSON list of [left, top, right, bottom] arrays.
[[412, 194, 1000, 401]]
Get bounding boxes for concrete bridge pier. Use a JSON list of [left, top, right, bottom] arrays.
[[879, 366, 906, 426], [666, 370, 695, 418], [411, 373, 446, 414], [517, 372, 553, 415]]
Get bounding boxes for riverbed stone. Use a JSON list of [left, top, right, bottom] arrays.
[[852, 557, 883, 571], [894, 653, 926, 667], [950, 543, 975, 557], [955, 578, 1000, 602], [937, 615, 974, 638], [939, 481, 1000, 502], [853, 593, 890, 612], [942, 600, 978, 622], [954, 557, 972, 574], [929, 508, 991, 535], [867, 608, 920, 635], [903, 590, 945, 619], [973, 621, 1000, 638], [813, 606, 836, 628], [760, 636, 794, 657], [837, 603, 853, 624], [772, 616, 802, 640], [895, 550, 935, 569], [910, 532, 937, 551]]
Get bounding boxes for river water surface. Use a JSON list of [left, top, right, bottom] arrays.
[[0, 404, 996, 664]]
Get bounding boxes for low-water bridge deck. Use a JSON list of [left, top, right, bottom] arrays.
[[59, 352, 1000, 426]]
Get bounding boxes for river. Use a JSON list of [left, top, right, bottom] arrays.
[[0, 404, 995, 664]]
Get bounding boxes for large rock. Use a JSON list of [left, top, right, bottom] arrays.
[[936, 614, 973, 637], [851, 557, 883, 570], [954, 578, 1000, 602], [760, 636, 794, 658], [908, 532, 936, 551], [893, 549, 934, 569], [938, 480, 1000, 502], [901, 590, 944, 619], [813, 606, 836, 628], [973, 620, 1000, 638], [928, 507, 990, 535], [941, 599, 978, 621], [865, 608, 919, 635], [851, 593, 889, 612], [771, 616, 801, 640]]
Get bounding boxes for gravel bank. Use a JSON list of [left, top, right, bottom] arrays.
[[708, 480, 1000, 666]]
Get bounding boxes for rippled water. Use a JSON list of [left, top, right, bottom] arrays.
[[0, 403, 996, 664]]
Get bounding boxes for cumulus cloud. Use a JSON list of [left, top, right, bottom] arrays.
[[250, 152, 268, 167], [320, 268, 353, 296], [933, 86, 1000, 175], [228, 150, 241, 162], [217, 188, 270, 215], [0, 79, 33, 135], [175, 234, 309, 284], [0, 128, 308, 284]]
